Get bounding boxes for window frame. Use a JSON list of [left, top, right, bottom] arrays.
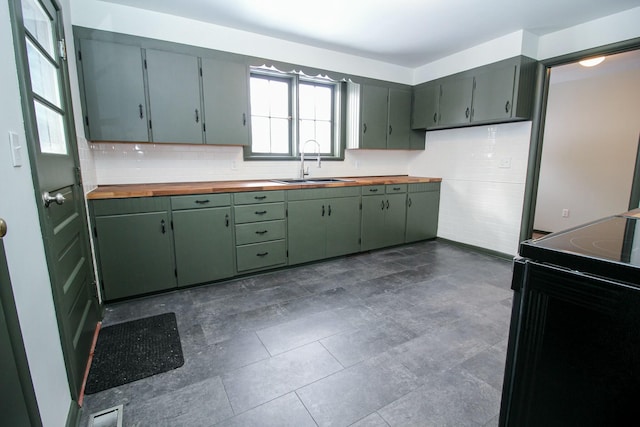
[[245, 68, 346, 161]]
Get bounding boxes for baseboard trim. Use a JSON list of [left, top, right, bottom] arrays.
[[436, 237, 514, 260]]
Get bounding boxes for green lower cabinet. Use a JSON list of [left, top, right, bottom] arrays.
[[94, 211, 176, 300], [325, 197, 361, 258], [362, 193, 407, 251], [406, 191, 440, 242], [236, 240, 286, 272], [172, 207, 234, 287]]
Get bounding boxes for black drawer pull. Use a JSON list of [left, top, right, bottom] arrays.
[[256, 252, 269, 257], [322, 205, 325, 217], [254, 195, 267, 200], [369, 188, 379, 193], [161, 219, 166, 234], [255, 210, 267, 215], [195, 199, 210, 204], [393, 187, 401, 191], [328, 205, 332, 216], [139, 104, 144, 119], [386, 200, 390, 209], [255, 230, 268, 235], [380, 200, 385, 210], [225, 214, 229, 227], [408, 197, 412, 207]]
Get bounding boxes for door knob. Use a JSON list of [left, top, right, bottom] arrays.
[[43, 192, 65, 208], [0, 218, 6, 238]]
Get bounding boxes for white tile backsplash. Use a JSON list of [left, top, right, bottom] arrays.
[[409, 122, 532, 255]]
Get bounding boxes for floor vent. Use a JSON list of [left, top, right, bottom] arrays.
[[88, 404, 123, 427]]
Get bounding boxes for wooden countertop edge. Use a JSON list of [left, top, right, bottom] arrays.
[[87, 176, 442, 200]]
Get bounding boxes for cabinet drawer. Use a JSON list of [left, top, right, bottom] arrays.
[[92, 197, 170, 216], [287, 186, 361, 201], [409, 182, 441, 193], [171, 193, 230, 210], [235, 220, 286, 245], [233, 191, 285, 205], [386, 184, 407, 193], [236, 240, 286, 272], [234, 202, 285, 223], [362, 185, 385, 196]]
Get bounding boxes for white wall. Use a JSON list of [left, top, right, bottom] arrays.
[[0, 1, 73, 426], [409, 123, 531, 255], [534, 67, 640, 232]]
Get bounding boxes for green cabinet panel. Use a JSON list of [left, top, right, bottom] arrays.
[[201, 58, 250, 146], [362, 188, 407, 251], [472, 64, 517, 123], [145, 49, 203, 143], [384, 193, 408, 247], [360, 84, 389, 149], [361, 195, 387, 251], [412, 83, 440, 130], [387, 89, 412, 150], [171, 193, 230, 210], [325, 196, 361, 258], [78, 39, 148, 142], [172, 207, 233, 287], [288, 199, 326, 265], [94, 211, 176, 300], [438, 75, 474, 127], [406, 191, 440, 242], [235, 220, 286, 245], [236, 240, 286, 272], [234, 202, 285, 224]]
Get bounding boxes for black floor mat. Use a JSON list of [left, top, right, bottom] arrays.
[[85, 312, 184, 394]]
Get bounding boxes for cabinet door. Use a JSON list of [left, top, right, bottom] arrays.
[[95, 212, 176, 300], [387, 88, 412, 150], [173, 207, 233, 287], [287, 199, 326, 265], [361, 195, 387, 251], [384, 193, 407, 247], [412, 83, 440, 130], [201, 58, 250, 145], [472, 64, 517, 122], [146, 49, 203, 143], [79, 39, 148, 142], [325, 196, 361, 258], [438, 76, 474, 126], [406, 191, 439, 242], [360, 85, 388, 149]]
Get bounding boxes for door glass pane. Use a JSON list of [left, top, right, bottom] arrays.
[[21, 0, 55, 57], [26, 39, 61, 108], [34, 100, 67, 154]]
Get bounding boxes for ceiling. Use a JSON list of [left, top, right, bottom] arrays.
[[102, 0, 639, 67]]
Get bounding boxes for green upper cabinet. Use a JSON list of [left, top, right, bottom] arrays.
[[411, 56, 537, 130], [77, 38, 148, 142], [411, 83, 440, 130], [406, 182, 440, 242], [145, 49, 204, 144], [201, 58, 250, 146], [387, 88, 412, 150], [439, 75, 474, 127], [360, 84, 389, 149]]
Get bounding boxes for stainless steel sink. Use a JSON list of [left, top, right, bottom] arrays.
[[271, 178, 354, 185]]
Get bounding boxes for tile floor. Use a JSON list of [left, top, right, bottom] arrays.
[[80, 240, 514, 427]]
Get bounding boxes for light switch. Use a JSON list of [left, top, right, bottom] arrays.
[[9, 132, 22, 167], [498, 157, 512, 168]]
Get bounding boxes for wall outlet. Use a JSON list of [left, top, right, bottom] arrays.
[[562, 208, 570, 218], [498, 157, 512, 168], [230, 160, 237, 170]]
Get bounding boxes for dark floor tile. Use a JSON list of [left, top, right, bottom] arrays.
[[459, 344, 507, 391], [349, 412, 390, 426], [378, 368, 500, 427], [215, 393, 316, 427], [125, 376, 233, 427], [222, 342, 343, 414], [320, 319, 416, 367], [280, 287, 362, 319], [189, 332, 270, 378], [102, 289, 195, 328], [347, 272, 411, 299], [297, 353, 422, 427]]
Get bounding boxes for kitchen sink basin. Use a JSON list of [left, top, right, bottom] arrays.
[[271, 178, 354, 185]]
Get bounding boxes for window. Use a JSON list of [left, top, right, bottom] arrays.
[[247, 69, 343, 159]]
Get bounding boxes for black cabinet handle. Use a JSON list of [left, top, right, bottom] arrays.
[[195, 199, 210, 204], [242, 113, 247, 126], [465, 107, 470, 119], [256, 252, 269, 257], [328, 205, 332, 216], [225, 214, 229, 227], [255, 230, 268, 235], [380, 200, 385, 210], [195, 109, 200, 123], [408, 197, 412, 207], [433, 112, 437, 123], [139, 104, 144, 119], [386, 200, 390, 209], [322, 205, 325, 217], [363, 123, 367, 133], [255, 210, 267, 215], [369, 188, 378, 193], [505, 100, 511, 113], [393, 187, 401, 191], [254, 195, 267, 200], [389, 125, 393, 135], [161, 219, 166, 234]]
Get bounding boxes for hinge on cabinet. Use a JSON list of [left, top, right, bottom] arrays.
[[74, 167, 82, 186]]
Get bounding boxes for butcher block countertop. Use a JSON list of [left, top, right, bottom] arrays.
[[87, 176, 442, 200]]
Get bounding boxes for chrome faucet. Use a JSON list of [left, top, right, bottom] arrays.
[[299, 139, 321, 179]]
